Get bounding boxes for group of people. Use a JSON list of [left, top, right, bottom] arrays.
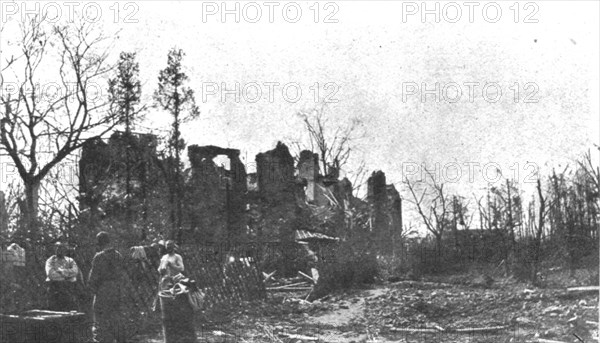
[[45, 232, 185, 343]]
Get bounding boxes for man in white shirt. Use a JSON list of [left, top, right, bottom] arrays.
[[45, 242, 79, 311]]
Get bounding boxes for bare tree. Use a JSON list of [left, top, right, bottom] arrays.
[[404, 170, 451, 250], [36, 156, 81, 238], [450, 195, 473, 249], [347, 160, 369, 195], [0, 17, 120, 241], [578, 148, 600, 212], [488, 179, 523, 274], [529, 178, 548, 285], [296, 103, 361, 176], [549, 158, 599, 275], [474, 194, 489, 231]]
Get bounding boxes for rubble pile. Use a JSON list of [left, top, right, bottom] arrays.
[[358, 281, 599, 342], [264, 272, 317, 301]]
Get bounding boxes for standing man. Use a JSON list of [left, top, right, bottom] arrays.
[[88, 232, 126, 343], [158, 240, 184, 278], [45, 242, 79, 311]]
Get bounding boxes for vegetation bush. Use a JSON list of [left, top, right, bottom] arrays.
[[311, 235, 379, 299]]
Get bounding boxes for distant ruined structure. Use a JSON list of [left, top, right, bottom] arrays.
[[79, 134, 403, 250], [367, 171, 403, 253], [255, 142, 296, 203], [187, 145, 247, 243]]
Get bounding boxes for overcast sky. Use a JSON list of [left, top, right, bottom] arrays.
[[119, 1, 598, 186], [1, 1, 598, 227]]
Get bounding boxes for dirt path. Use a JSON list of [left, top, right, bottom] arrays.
[[308, 290, 374, 327], [136, 278, 599, 342]]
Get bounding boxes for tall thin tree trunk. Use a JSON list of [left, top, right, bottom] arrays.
[[173, 92, 183, 243], [505, 180, 514, 276], [168, 175, 177, 240], [23, 179, 40, 242], [533, 179, 545, 285], [452, 196, 459, 251], [125, 129, 133, 238]]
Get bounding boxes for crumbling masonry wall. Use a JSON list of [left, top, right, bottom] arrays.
[[298, 150, 319, 203], [187, 145, 247, 244], [256, 142, 296, 203], [78, 132, 163, 244], [368, 171, 389, 240]]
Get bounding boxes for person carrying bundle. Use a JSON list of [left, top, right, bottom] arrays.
[[158, 240, 185, 291], [158, 240, 184, 278]]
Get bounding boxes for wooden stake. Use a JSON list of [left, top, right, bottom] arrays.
[[298, 271, 315, 283]]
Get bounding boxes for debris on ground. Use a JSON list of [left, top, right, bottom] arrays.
[[135, 272, 599, 343]]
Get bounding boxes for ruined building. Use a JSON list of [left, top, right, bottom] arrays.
[[298, 150, 320, 203], [187, 145, 247, 243], [255, 142, 296, 203], [79, 136, 403, 254], [252, 142, 300, 243], [295, 149, 355, 238], [368, 171, 388, 236], [387, 184, 403, 250], [78, 131, 161, 243], [367, 171, 403, 253]]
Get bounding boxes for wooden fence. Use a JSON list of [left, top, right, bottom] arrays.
[[0, 243, 266, 316]]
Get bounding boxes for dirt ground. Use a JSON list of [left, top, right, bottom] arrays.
[[136, 269, 599, 343]]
